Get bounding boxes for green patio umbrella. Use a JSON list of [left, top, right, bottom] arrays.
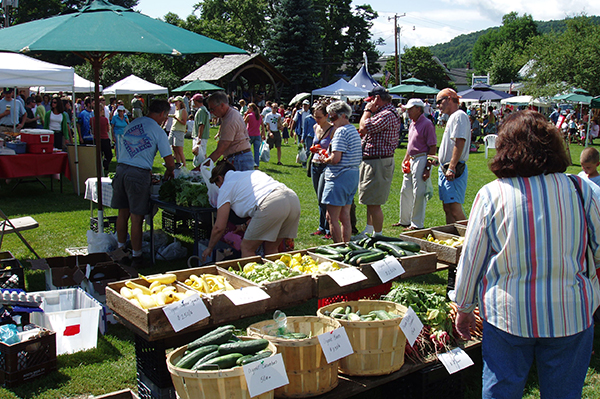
[[0, 0, 246, 231], [388, 83, 439, 96], [553, 92, 592, 104], [401, 77, 426, 84], [172, 80, 224, 93]]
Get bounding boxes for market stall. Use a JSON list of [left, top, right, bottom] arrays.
[[0, 152, 71, 192]]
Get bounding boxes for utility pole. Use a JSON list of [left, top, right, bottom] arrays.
[[388, 13, 405, 85]]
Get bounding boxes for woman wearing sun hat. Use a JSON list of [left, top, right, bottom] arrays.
[[169, 96, 188, 168]]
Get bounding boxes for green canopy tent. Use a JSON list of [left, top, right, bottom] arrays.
[[172, 79, 224, 93], [0, 0, 246, 231], [388, 83, 439, 97]]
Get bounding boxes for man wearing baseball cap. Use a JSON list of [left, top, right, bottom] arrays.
[[191, 93, 210, 166], [131, 93, 143, 120], [355, 86, 401, 238], [394, 98, 437, 230], [435, 88, 470, 223]]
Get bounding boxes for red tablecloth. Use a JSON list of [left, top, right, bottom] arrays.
[[0, 152, 71, 180]]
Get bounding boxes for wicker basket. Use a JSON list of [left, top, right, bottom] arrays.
[[247, 316, 340, 398], [166, 337, 277, 399], [317, 300, 408, 376]]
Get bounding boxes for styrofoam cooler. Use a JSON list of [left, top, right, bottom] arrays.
[[20, 129, 54, 154], [30, 287, 103, 355]]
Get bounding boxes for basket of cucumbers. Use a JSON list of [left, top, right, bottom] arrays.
[[247, 315, 341, 398], [166, 325, 277, 399], [317, 300, 408, 376]]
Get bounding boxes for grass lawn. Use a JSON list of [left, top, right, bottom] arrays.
[[0, 126, 599, 398]]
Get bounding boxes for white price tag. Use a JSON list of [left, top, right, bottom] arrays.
[[162, 292, 210, 333], [243, 353, 289, 397], [85, 264, 92, 279], [317, 327, 354, 363], [438, 347, 474, 374], [327, 267, 367, 287], [399, 306, 424, 347], [223, 286, 270, 306], [371, 256, 405, 283]]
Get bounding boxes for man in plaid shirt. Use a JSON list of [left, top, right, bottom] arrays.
[[355, 86, 401, 237]]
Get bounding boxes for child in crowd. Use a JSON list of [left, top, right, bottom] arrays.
[[186, 113, 195, 138], [578, 147, 600, 196]]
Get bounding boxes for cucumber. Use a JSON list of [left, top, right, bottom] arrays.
[[347, 313, 361, 321], [345, 305, 352, 315], [196, 353, 244, 370], [218, 339, 269, 356], [355, 251, 386, 265], [314, 246, 342, 255], [330, 306, 345, 317], [373, 242, 406, 257], [240, 350, 273, 365], [175, 345, 219, 369], [188, 328, 234, 351], [191, 350, 221, 370], [236, 354, 254, 365], [370, 310, 391, 320]]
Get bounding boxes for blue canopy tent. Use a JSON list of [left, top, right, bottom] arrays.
[[348, 65, 382, 92], [312, 78, 369, 98]]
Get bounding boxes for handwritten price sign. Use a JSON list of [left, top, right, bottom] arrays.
[[399, 306, 423, 347], [162, 292, 210, 332], [327, 267, 367, 287], [371, 256, 405, 283], [438, 347, 474, 374], [223, 286, 270, 306], [243, 353, 289, 397], [317, 327, 354, 363]]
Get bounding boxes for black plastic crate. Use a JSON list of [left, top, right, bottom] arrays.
[[90, 216, 118, 234], [382, 361, 464, 399], [137, 371, 176, 399], [161, 209, 211, 241], [0, 265, 25, 290], [134, 335, 172, 389]]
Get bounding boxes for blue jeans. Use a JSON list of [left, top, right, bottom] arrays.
[[304, 136, 314, 166], [249, 135, 261, 167], [481, 320, 593, 399], [229, 151, 255, 171], [311, 162, 329, 234]]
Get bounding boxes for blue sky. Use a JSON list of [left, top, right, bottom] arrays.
[[136, 0, 599, 56]]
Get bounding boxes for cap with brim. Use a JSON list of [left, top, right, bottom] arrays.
[[173, 96, 185, 103], [365, 86, 388, 102], [117, 105, 126, 111], [302, 99, 310, 105], [404, 98, 425, 109], [192, 94, 203, 102]]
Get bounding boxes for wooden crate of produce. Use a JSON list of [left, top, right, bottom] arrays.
[[219, 255, 314, 312], [106, 278, 209, 341], [171, 264, 269, 325], [400, 229, 463, 264], [431, 224, 466, 237]]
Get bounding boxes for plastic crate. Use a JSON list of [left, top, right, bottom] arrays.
[[30, 288, 103, 355], [90, 216, 118, 234], [161, 209, 210, 241], [134, 335, 173, 389], [137, 371, 176, 399], [0, 264, 25, 290], [0, 326, 57, 387], [383, 361, 464, 399], [6, 141, 26, 154], [317, 281, 393, 308]]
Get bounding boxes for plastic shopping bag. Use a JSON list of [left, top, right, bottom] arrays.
[[200, 158, 219, 207], [157, 239, 187, 261], [87, 230, 118, 253], [192, 138, 206, 168], [296, 145, 307, 164], [425, 177, 434, 201], [260, 140, 270, 162]]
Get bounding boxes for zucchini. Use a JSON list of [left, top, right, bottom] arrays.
[[330, 306, 345, 317], [188, 328, 234, 351], [348, 250, 381, 265], [370, 310, 391, 320], [218, 339, 269, 356], [345, 249, 371, 262], [355, 251, 386, 265], [240, 350, 273, 365], [314, 246, 342, 255], [345, 305, 352, 315], [395, 241, 421, 253], [347, 313, 361, 321], [175, 345, 219, 369], [373, 242, 406, 257], [196, 353, 244, 370], [347, 241, 364, 251], [319, 253, 344, 261], [357, 237, 370, 247], [332, 246, 352, 255], [191, 350, 221, 370]]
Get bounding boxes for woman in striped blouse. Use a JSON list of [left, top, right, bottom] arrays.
[[454, 110, 600, 399]]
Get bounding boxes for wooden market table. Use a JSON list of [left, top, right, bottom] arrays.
[[0, 151, 71, 192]]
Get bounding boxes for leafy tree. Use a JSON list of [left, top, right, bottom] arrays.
[[472, 12, 538, 76], [488, 42, 523, 84], [263, 0, 322, 98], [400, 47, 450, 88], [523, 15, 600, 96], [343, 5, 381, 76]]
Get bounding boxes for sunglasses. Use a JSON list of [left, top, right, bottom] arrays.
[[438, 96, 450, 103]]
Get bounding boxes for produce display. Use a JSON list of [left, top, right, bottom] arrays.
[[278, 253, 340, 274], [183, 273, 235, 295], [174, 325, 273, 370], [322, 304, 402, 321], [228, 260, 302, 284], [314, 235, 421, 265], [425, 234, 464, 247], [159, 176, 209, 207], [118, 273, 194, 309]]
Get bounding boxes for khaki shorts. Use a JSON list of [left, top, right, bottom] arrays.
[[358, 157, 395, 205], [169, 130, 185, 147], [111, 164, 152, 215], [245, 186, 300, 242]]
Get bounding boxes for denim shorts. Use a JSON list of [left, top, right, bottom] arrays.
[[322, 169, 359, 206], [227, 150, 255, 171], [438, 163, 468, 204]]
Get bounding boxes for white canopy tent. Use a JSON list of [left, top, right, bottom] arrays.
[[312, 78, 369, 98], [31, 73, 100, 94], [501, 95, 550, 107], [103, 74, 168, 95], [0, 52, 74, 87]]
